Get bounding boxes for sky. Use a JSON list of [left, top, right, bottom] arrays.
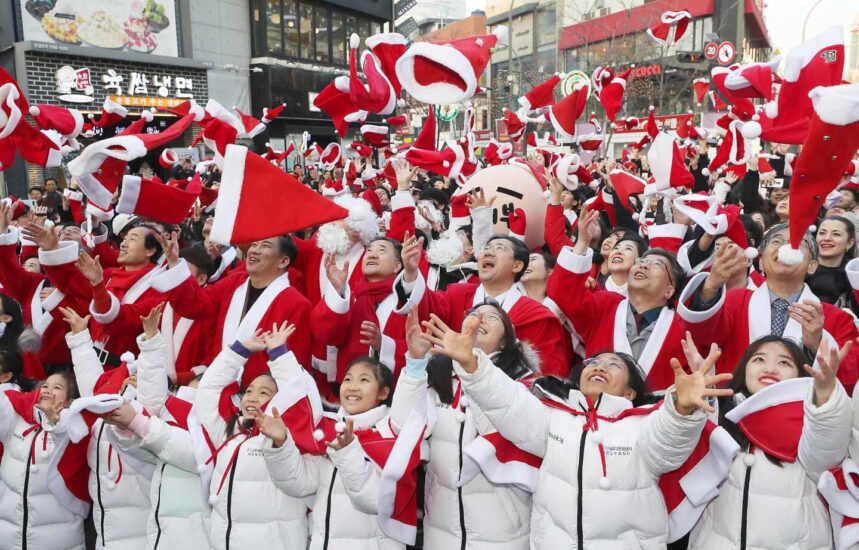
[[763, 0, 857, 55]]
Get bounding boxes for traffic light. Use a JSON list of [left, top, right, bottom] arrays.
[[676, 51, 705, 63]]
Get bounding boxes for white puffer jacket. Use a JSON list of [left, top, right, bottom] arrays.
[[690, 382, 852, 549], [111, 333, 210, 550], [68, 329, 152, 549], [0, 391, 85, 550], [456, 349, 708, 549], [391, 361, 531, 550], [196, 346, 308, 550]]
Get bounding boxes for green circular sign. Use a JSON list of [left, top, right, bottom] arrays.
[[434, 103, 461, 122], [561, 70, 592, 98]]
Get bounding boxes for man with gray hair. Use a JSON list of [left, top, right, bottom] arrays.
[[676, 222, 859, 390]]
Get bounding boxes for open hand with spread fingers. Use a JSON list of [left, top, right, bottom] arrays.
[[671, 344, 733, 415], [420, 313, 481, 372]]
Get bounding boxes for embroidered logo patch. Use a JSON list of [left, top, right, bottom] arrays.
[[821, 49, 838, 63]]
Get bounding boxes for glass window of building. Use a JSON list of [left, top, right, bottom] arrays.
[[266, 0, 283, 55], [315, 6, 331, 63], [536, 7, 556, 46], [283, 0, 299, 57], [299, 2, 313, 58], [344, 14, 357, 59], [331, 12, 346, 65]]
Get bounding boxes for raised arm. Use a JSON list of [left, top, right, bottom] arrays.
[[135, 304, 170, 416], [258, 408, 321, 498], [61, 307, 103, 397], [194, 337, 255, 446]]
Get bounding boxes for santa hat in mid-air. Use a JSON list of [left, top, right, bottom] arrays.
[[577, 133, 605, 151], [395, 26, 508, 105], [483, 140, 513, 166], [365, 32, 408, 97], [159, 148, 179, 169], [89, 98, 128, 128], [210, 145, 349, 245], [780, 83, 859, 265], [117, 174, 201, 224], [609, 169, 646, 211], [704, 119, 751, 176], [261, 103, 286, 124], [320, 142, 342, 168], [723, 57, 780, 101], [598, 67, 632, 122], [233, 107, 267, 138], [412, 108, 437, 151], [647, 131, 695, 190], [313, 77, 367, 138], [693, 78, 710, 105], [361, 124, 390, 147], [350, 142, 373, 158], [647, 10, 692, 45], [673, 195, 758, 258], [349, 34, 397, 115], [29, 104, 84, 141], [518, 72, 563, 113], [383, 114, 406, 127], [406, 134, 477, 181], [548, 82, 590, 140], [502, 108, 525, 142]]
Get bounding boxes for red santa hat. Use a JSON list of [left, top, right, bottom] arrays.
[[590, 66, 613, 94], [383, 114, 406, 127], [395, 26, 508, 105], [647, 10, 692, 46], [349, 34, 397, 115], [502, 108, 525, 142], [577, 133, 604, 151], [548, 81, 590, 140], [780, 82, 859, 264], [29, 104, 84, 139], [527, 131, 538, 148], [645, 105, 660, 138], [361, 124, 390, 147], [320, 142, 342, 168], [117, 174, 201, 224], [350, 142, 373, 158], [413, 108, 436, 151], [405, 135, 477, 181], [647, 132, 694, 190], [724, 57, 780, 100], [546, 133, 558, 146], [383, 142, 410, 159], [210, 145, 349, 245], [674, 194, 758, 258], [89, 98, 128, 128], [365, 32, 408, 97], [313, 77, 367, 138], [708, 90, 727, 112], [588, 113, 603, 133], [704, 119, 750, 176], [233, 107, 267, 138], [609, 169, 646, 211], [646, 223, 688, 255], [620, 116, 640, 131], [692, 78, 710, 106], [158, 98, 206, 121], [159, 148, 179, 169], [261, 103, 286, 124], [758, 155, 776, 177], [552, 153, 581, 189], [598, 67, 632, 122], [483, 140, 513, 166], [67, 113, 196, 209], [518, 72, 563, 113]]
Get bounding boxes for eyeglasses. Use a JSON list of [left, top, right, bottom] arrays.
[[480, 242, 514, 255], [465, 310, 503, 324], [633, 257, 668, 272], [582, 357, 625, 370]]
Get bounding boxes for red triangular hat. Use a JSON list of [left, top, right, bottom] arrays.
[[365, 33, 408, 97], [645, 105, 660, 138], [159, 99, 206, 121], [518, 73, 562, 112], [609, 169, 646, 210], [233, 107, 266, 138], [350, 142, 373, 158], [405, 137, 475, 180], [647, 131, 694, 190], [29, 104, 84, 139], [117, 174, 201, 224], [548, 81, 590, 139], [502, 108, 525, 141], [211, 145, 349, 245], [261, 103, 286, 124], [527, 131, 538, 148], [395, 26, 508, 104], [598, 67, 632, 122], [159, 148, 178, 169], [412, 108, 436, 151], [709, 90, 727, 112], [758, 155, 776, 177], [710, 65, 756, 121], [314, 77, 366, 138], [361, 124, 390, 147], [577, 133, 604, 151], [383, 114, 406, 127], [724, 57, 780, 100], [647, 10, 692, 45], [349, 35, 397, 115], [89, 98, 128, 128], [692, 78, 710, 105], [704, 119, 749, 176], [320, 142, 342, 168]]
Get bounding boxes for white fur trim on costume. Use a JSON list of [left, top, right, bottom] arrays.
[[366, 32, 407, 48], [323, 275, 351, 314], [809, 83, 859, 126], [556, 246, 594, 274], [390, 191, 415, 212], [0, 226, 18, 246], [151, 258, 192, 293], [38, 240, 79, 266], [846, 258, 859, 290], [676, 272, 727, 324], [725, 377, 812, 423], [783, 25, 843, 83], [210, 144, 246, 246], [116, 175, 142, 216], [395, 41, 478, 105], [89, 292, 120, 324]]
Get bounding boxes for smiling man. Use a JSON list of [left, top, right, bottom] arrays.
[[546, 210, 707, 391], [150, 233, 312, 385]]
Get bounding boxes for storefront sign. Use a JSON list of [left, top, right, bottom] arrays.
[[560, 70, 591, 97], [55, 64, 197, 105], [56, 65, 95, 102], [630, 64, 662, 78], [394, 0, 417, 20]]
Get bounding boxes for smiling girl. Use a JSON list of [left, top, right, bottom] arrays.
[[257, 349, 405, 549]]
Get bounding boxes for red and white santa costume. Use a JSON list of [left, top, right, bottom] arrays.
[[148, 259, 313, 386], [110, 331, 211, 550], [691, 378, 852, 549], [66, 328, 153, 550], [0, 226, 79, 367], [678, 273, 859, 390], [546, 247, 717, 390], [38, 241, 164, 357], [452, 348, 713, 548], [193, 345, 312, 550], [0, 389, 90, 550]]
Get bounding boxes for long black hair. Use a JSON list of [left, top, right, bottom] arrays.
[[427, 303, 535, 405], [718, 335, 809, 465]]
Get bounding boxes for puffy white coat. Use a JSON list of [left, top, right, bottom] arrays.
[[112, 333, 211, 550], [264, 400, 404, 550], [196, 346, 308, 550], [456, 349, 708, 549], [68, 329, 151, 549], [690, 382, 852, 549], [0, 391, 85, 550], [391, 364, 531, 550]]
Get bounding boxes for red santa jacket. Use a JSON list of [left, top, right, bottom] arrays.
[[38, 241, 163, 356], [407, 273, 573, 378], [149, 259, 312, 385], [546, 247, 712, 390], [159, 303, 217, 385], [678, 273, 859, 392]]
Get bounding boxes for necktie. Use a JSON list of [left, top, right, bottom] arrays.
[[771, 298, 790, 336], [633, 312, 644, 334]]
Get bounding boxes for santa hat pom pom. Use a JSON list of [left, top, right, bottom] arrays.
[[741, 120, 761, 140], [744, 247, 758, 260], [397, 98, 406, 108], [313, 429, 325, 441], [29, 106, 41, 117], [610, 122, 617, 129], [335, 421, 346, 433], [475, 38, 484, 47], [649, 105, 655, 111], [764, 102, 778, 119], [632, 212, 640, 221], [599, 477, 611, 490], [350, 33, 360, 49], [809, 224, 817, 233], [443, 160, 450, 168], [492, 25, 509, 46], [141, 109, 154, 122], [701, 168, 710, 176], [120, 351, 136, 371], [777, 244, 804, 265]]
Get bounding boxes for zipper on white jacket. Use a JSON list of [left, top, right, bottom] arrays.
[[322, 468, 338, 550], [224, 449, 241, 550], [95, 423, 107, 545], [21, 427, 41, 550], [457, 421, 467, 550], [740, 457, 753, 550], [576, 428, 587, 550], [153, 463, 166, 549]]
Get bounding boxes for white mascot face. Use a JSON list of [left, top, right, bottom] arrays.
[[455, 162, 548, 249]]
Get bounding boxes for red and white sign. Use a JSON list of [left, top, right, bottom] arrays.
[[717, 41, 736, 65], [630, 64, 662, 78], [704, 42, 718, 60], [611, 113, 695, 134]]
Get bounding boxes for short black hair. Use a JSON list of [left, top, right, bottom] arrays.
[[420, 188, 450, 207], [739, 214, 764, 249], [275, 235, 298, 265], [180, 245, 217, 281], [369, 237, 403, 262], [616, 232, 648, 257], [486, 234, 530, 281], [642, 248, 685, 306], [346, 356, 394, 406], [137, 224, 164, 264]]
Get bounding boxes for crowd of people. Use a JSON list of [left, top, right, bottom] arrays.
[[1, 16, 859, 550]]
